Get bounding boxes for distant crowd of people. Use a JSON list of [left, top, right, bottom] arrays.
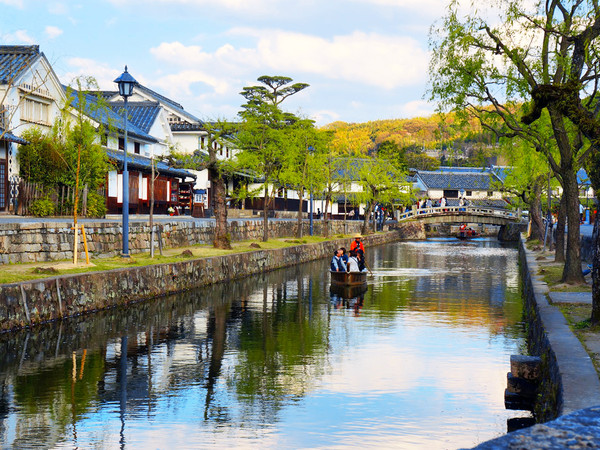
[[413, 196, 470, 212]]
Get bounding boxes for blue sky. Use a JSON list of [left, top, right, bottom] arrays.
[[0, 0, 445, 125]]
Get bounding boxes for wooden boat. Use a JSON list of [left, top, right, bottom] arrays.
[[457, 229, 479, 239], [330, 270, 368, 286]]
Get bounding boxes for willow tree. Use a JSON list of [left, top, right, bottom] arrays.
[[277, 117, 328, 238], [357, 156, 407, 235], [429, 0, 589, 284], [499, 139, 550, 243], [236, 76, 308, 242]]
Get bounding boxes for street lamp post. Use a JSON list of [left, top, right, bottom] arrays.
[[308, 146, 314, 236], [114, 66, 137, 257]]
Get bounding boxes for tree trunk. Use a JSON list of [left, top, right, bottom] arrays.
[[362, 202, 374, 235], [592, 204, 600, 324], [150, 158, 155, 258], [262, 185, 269, 242], [211, 167, 231, 249], [562, 168, 584, 283], [529, 184, 544, 241], [323, 194, 330, 238], [296, 188, 304, 239], [555, 193, 566, 263]]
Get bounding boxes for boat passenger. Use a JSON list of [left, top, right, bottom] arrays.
[[347, 249, 361, 272], [356, 250, 366, 272], [331, 249, 347, 272], [340, 247, 349, 265]]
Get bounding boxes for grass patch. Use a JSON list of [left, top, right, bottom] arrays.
[[538, 263, 590, 292], [526, 239, 542, 250], [0, 235, 349, 285]]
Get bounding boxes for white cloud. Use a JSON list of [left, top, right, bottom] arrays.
[[47, 2, 69, 15], [45, 26, 63, 39], [105, 0, 283, 15], [1, 29, 36, 44], [0, 0, 23, 7], [313, 109, 341, 125], [152, 70, 231, 97], [151, 29, 428, 91], [352, 0, 450, 14], [62, 57, 126, 90], [399, 100, 435, 118]]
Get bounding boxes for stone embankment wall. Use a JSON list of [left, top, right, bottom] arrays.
[[0, 219, 369, 264], [518, 236, 600, 421], [0, 229, 416, 333]]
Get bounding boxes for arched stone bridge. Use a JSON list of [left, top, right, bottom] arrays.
[[397, 205, 526, 227]]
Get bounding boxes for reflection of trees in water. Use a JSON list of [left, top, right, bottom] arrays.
[[0, 243, 521, 447], [0, 260, 333, 445], [368, 241, 523, 335]]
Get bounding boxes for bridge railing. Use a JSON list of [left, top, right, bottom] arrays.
[[397, 205, 522, 222]]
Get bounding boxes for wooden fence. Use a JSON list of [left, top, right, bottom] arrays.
[[18, 181, 93, 217]]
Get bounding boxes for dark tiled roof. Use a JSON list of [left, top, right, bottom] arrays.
[[110, 101, 160, 133], [137, 84, 185, 110], [106, 148, 196, 180], [170, 122, 204, 131], [437, 166, 489, 173], [98, 85, 202, 126], [0, 128, 27, 144], [0, 45, 40, 84], [65, 87, 158, 143], [417, 171, 500, 190], [136, 84, 202, 124]]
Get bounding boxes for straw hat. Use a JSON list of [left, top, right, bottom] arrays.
[[354, 234, 362, 239]]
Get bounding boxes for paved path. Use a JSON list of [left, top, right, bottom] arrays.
[[549, 291, 592, 304]]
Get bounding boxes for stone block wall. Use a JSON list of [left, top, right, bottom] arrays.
[[0, 231, 402, 332], [0, 219, 371, 264]]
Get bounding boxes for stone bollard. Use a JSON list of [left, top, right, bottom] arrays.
[[505, 355, 542, 411]]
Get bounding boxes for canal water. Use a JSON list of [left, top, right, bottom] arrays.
[[0, 238, 528, 449]]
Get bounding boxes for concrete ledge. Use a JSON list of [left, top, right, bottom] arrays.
[[472, 406, 600, 449], [0, 231, 403, 333]]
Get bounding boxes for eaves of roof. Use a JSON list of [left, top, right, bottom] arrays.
[[0, 128, 28, 144], [0, 45, 41, 84], [110, 101, 161, 134], [416, 171, 498, 190], [65, 87, 158, 144], [106, 148, 196, 179], [136, 84, 203, 124]]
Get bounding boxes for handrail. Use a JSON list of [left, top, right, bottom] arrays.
[[397, 205, 522, 222]]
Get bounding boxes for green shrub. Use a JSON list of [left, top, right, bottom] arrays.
[[29, 196, 55, 217], [86, 191, 107, 218]]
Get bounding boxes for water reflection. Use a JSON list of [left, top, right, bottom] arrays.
[[0, 238, 526, 449]]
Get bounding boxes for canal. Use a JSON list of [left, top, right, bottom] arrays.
[[0, 238, 528, 449]]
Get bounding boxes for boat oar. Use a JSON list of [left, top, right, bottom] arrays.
[[363, 261, 374, 276]]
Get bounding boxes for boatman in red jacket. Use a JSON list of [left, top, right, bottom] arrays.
[[350, 234, 365, 254]]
